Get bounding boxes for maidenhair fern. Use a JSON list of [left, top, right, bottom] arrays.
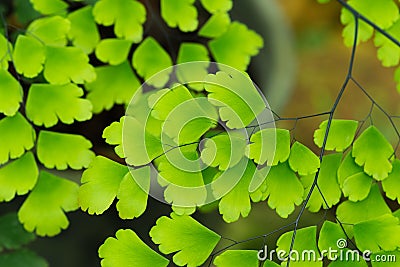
[[0, 0, 400, 266]]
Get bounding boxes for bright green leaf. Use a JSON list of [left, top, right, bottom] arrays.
[[314, 119, 358, 152], [103, 117, 124, 157], [67, 6, 100, 54], [209, 22, 263, 71], [374, 19, 400, 67], [301, 153, 342, 212], [79, 156, 128, 215], [44, 46, 96, 84], [0, 34, 11, 69], [37, 131, 95, 170], [246, 128, 289, 166], [0, 249, 48, 267], [354, 214, 400, 253], [99, 229, 169, 267], [204, 70, 266, 128], [27, 16, 70, 46], [122, 115, 163, 166], [265, 161, 304, 218], [337, 152, 363, 187], [200, 132, 247, 170], [26, 83, 92, 127], [352, 126, 393, 180], [176, 43, 210, 91], [277, 226, 322, 267], [161, 0, 198, 32], [0, 69, 22, 116], [0, 213, 35, 252], [95, 39, 132, 65], [289, 141, 320, 175], [340, 0, 399, 46], [214, 250, 258, 267], [199, 12, 231, 38], [18, 171, 79, 236], [85, 62, 140, 113], [342, 172, 372, 202], [371, 251, 400, 267], [336, 184, 392, 235], [29, 0, 67, 15], [150, 213, 220, 267], [0, 113, 36, 165], [132, 37, 172, 87], [216, 159, 259, 222], [116, 167, 150, 219], [0, 152, 38, 202], [149, 85, 218, 144], [13, 35, 45, 78], [200, 0, 232, 14], [93, 0, 146, 42], [382, 159, 400, 203], [318, 221, 347, 260], [156, 145, 207, 210]]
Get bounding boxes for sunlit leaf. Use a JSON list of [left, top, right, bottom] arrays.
[[342, 172, 372, 202], [289, 141, 320, 176], [27, 16, 70, 46], [200, 132, 247, 170], [99, 229, 169, 267], [216, 159, 260, 222], [214, 250, 258, 267], [149, 85, 218, 144], [0, 69, 22, 116], [67, 6, 100, 54], [85, 62, 140, 113], [37, 131, 95, 170], [132, 37, 172, 87], [103, 117, 124, 158], [156, 145, 206, 211], [29, 0, 67, 15], [44, 46, 96, 84], [0, 113, 36, 165], [354, 214, 400, 253], [277, 226, 322, 267], [150, 213, 220, 267], [161, 0, 198, 32], [79, 156, 128, 215], [318, 221, 347, 260], [199, 12, 231, 38], [204, 70, 266, 128], [352, 126, 393, 180], [13, 35, 45, 78], [246, 128, 289, 166], [18, 171, 79, 236], [382, 159, 400, 203], [26, 83, 92, 127], [340, 0, 399, 46], [116, 167, 150, 219], [265, 161, 304, 218], [209, 22, 263, 71], [337, 152, 363, 187], [314, 119, 358, 152], [336, 184, 392, 235], [95, 39, 132, 65], [0, 34, 11, 69], [0, 152, 38, 202], [176, 43, 210, 91], [300, 153, 342, 212], [200, 0, 232, 14], [93, 0, 146, 42]]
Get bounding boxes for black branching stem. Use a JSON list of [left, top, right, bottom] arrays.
[[286, 8, 359, 267]]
